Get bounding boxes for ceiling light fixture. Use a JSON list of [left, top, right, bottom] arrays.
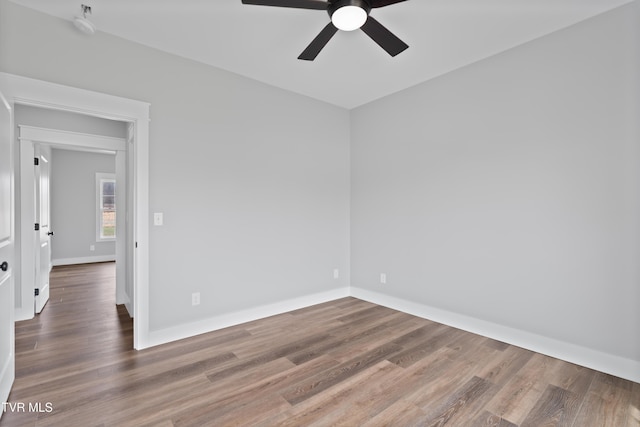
[[329, 0, 371, 32], [73, 4, 96, 36], [241, 0, 408, 61]]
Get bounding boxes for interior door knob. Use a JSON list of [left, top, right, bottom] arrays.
[[0, 261, 7, 272]]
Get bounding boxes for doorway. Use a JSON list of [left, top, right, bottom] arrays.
[[18, 122, 128, 320], [0, 71, 150, 350]]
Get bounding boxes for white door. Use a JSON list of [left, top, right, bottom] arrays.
[[0, 89, 15, 416], [34, 145, 51, 314]]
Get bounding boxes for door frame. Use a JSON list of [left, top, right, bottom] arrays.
[[19, 127, 128, 315], [0, 72, 151, 350], [0, 80, 15, 419]]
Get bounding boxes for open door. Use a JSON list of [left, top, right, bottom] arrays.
[[34, 145, 51, 313], [0, 88, 15, 416]]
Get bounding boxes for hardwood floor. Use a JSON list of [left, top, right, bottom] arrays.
[[1, 263, 638, 426]]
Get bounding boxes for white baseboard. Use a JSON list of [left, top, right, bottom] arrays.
[[140, 284, 640, 383], [350, 287, 640, 384], [116, 288, 130, 306], [146, 288, 350, 349], [52, 255, 116, 266], [14, 307, 33, 322], [124, 301, 133, 319]]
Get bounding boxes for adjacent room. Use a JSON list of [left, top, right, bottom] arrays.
[[0, 0, 638, 425]]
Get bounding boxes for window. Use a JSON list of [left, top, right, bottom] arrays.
[[97, 173, 116, 241]]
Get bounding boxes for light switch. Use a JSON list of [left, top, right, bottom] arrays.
[[153, 212, 163, 226]]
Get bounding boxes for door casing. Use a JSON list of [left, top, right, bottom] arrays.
[[19, 128, 127, 316], [0, 72, 150, 350], [0, 79, 15, 421]]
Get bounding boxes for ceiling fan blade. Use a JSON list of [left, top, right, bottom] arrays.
[[298, 22, 338, 60], [241, 0, 328, 10], [370, 0, 408, 8], [360, 16, 408, 57]]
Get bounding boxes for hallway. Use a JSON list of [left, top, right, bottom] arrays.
[[1, 262, 132, 426]]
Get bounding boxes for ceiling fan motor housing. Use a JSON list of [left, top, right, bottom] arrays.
[[328, 0, 371, 19]]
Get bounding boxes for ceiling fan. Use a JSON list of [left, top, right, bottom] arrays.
[[241, 0, 409, 61]]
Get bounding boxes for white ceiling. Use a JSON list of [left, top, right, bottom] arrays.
[[9, 0, 632, 108]]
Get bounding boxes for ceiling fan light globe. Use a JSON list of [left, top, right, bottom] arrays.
[[331, 5, 367, 31]]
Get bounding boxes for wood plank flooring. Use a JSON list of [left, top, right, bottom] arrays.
[[1, 262, 638, 426]]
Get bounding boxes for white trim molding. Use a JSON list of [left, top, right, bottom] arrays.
[[0, 73, 149, 123], [52, 256, 116, 266], [146, 288, 350, 348], [19, 126, 126, 152], [350, 287, 640, 384]]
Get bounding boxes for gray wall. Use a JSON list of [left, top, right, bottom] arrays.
[[351, 2, 640, 363], [2, 0, 638, 371], [50, 149, 116, 263], [0, 0, 350, 331]]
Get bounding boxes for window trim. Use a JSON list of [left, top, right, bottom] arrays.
[[96, 172, 116, 242]]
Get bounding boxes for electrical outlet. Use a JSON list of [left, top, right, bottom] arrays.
[[192, 292, 200, 306], [89, 245, 95, 251], [380, 273, 387, 285], [333, 269, 339, 279]]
